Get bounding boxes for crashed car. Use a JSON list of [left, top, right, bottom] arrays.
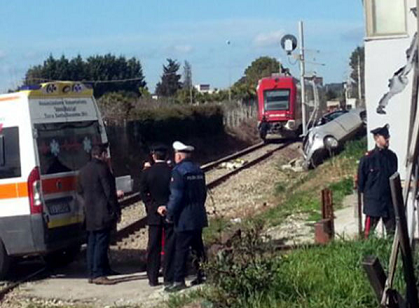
[[302, 108, 366, 169]]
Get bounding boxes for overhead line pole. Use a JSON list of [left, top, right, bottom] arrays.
[[299, 21, 307, 136]]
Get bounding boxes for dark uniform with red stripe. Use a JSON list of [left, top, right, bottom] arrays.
[[140, 161, 175, 286], [358, 146, 398, 236]]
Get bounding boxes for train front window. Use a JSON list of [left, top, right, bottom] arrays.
[[264, 89, 290, 111]]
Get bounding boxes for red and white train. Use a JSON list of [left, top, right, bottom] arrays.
[[257, 75, 323, 141]]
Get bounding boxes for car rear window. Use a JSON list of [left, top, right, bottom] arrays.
[[35, 121, 102, 175], [0, 126, 21, 179], [264, 89, 290, 111]]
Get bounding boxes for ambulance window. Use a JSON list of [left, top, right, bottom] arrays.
[[0, 127, 21, 179], [35, 121, 102, 175]]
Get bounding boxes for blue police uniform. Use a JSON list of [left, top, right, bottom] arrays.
[[166, 158, 208, 286]]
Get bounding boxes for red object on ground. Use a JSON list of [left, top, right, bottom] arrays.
[[315, 219, 333, 244]]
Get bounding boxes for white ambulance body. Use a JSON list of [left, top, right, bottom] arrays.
[[0, 82, 108, 277]]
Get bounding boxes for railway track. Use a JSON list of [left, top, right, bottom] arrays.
[[114, 141, 294, 244]]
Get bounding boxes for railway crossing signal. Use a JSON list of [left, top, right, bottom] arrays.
[[281, 34, 297, 55]]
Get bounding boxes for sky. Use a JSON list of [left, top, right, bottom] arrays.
[[0, 0, 364, 93]]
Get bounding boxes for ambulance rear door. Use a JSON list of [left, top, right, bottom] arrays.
[[28, 83, 105, 248]]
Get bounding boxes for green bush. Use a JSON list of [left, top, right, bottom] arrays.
[[126, 104, 224, 142], [203, 220, 280, 307]]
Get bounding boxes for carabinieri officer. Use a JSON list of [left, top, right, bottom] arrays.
[[357, 124, 398, 237]]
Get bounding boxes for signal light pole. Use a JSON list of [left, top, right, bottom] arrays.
[[281, 22, 307, 136], [299, 21, 307, 136]]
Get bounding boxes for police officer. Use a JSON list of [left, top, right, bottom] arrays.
[[139, 144, 176, 287], [358, 124, 398, 237], [164, 141, 208, 292]]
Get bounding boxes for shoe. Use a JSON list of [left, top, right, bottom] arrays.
[[91, 276, 117, 285], [190, 276, 206, 286], [106, 269, 121, 276], [148, 281, 160, 287], [164, 281, 173, 287], [88, 278, 93, 284], [164, 281, 187, 293]]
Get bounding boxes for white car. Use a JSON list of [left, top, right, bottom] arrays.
[[303, 108, 366, 169]]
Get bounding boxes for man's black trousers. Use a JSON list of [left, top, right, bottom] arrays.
[[147, 223, 176, 284], [173, 229, 206, 283], [87, 228, 111, 279]]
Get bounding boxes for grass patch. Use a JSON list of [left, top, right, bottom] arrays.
[[269, 238, 403, 308], [274, 182, 287, 195], [167, 237, 406, 308], [261, 176, 354, 226], [262, 137, 366, 226]]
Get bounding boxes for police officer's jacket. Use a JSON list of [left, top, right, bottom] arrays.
[[357, 146, 398, 217], [167, 159, 208, 232]]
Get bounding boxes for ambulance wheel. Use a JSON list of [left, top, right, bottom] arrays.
[[0, 239, 11, 280], [46, 245, 81, 268]]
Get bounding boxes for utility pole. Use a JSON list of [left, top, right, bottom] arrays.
[[226, 40, 232, 102], [190, 70, 193, 104], [357, 53, 362, 106], [299, 21, 307, 136]]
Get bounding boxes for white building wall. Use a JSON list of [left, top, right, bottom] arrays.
[[365, 0, 416, 180], [364, 0, 417, 237]]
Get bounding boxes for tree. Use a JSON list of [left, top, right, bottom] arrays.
[[97, 92, 137, 121], [182, 61, 192, 90], [349, 46, 365, 100], [242, 57, 282, 86], [155, 59, 182, 97], [232, 57, 284, 100], [24, 54, 147, 98]]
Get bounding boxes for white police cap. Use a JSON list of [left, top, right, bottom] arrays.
[[173, 141, 195, 152]]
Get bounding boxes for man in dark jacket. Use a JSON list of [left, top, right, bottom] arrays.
[[164, 141, 208, 292], [78, 144, 121, 285], [358, 124, 398, 237], [140, 144, 175, 287]]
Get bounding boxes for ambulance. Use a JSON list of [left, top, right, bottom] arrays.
[[0, 81, 108, 278]]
